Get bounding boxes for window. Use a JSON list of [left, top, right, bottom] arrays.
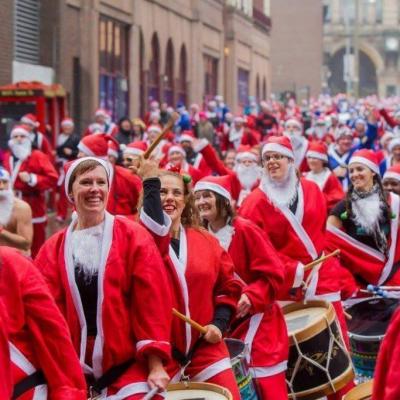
[[204, 55, 218, 100], [99, 16, 129, 120], [177, 45, 187, 106], [340, 0, 355, 24], [256, 74, 260, 101], [148, 33, 160, 102], [139, 29, 145, 117], [238, 68, 249, 107], [262, 77, 267, 100], [386, 85, 397, 97], [164, 40, 174, 106]]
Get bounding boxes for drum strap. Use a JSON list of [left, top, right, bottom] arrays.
[[12, 370, 46, 399], [172, 339, 203, 367]]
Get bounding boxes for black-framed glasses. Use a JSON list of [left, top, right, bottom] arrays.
[[263, 154, 286, 162]]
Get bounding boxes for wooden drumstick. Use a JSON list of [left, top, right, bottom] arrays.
[[172, 308, 208, 334], [143, 112, 179, 159], [141, 387, 159, 400], [304, 249, 340, 272]]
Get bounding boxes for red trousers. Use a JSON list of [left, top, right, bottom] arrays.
[[56, 184, 70, 220], [256, 372, 287, 400], [31, 222, 46, 259]]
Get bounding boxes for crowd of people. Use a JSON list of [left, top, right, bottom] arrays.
[[1, 92, 400, 399]]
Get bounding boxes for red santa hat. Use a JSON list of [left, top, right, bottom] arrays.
[[64, 157, 113, 203], [306, 141, 328, 162], [20, 113, 39, 127], [95, 108, 109, 118], [61, 118, 74, 128], [0, 167, 10, 182], [194, 175, 232, 202], [168, 144, 186, 157], [349, 149, 379, 174], [383, 164, 400, 182], [10, 125, 30, 138], [284, 118, 302, 129], [107, 140, 119, 159], [147, 125, 162, 134], [78, 134, 117, 159], [235, 145, 258, 162], [122, 141, 147, 156], [233, 115, 245, 124], [388, 137, 400, 153], [179, 130, 195, 143], [261, 136, 294, 159]]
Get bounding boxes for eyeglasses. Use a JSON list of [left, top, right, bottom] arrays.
[[263, 154, 286, 162]]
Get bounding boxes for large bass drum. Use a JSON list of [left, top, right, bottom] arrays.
[[283, 300, 354, 400], [342, 380, 373, 400], [166, 382, 232, 400]]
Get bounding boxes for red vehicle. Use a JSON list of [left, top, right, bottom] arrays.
[[0, 81, 67, 152]]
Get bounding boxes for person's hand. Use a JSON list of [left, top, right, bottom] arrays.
[[334, 166, 347, 178], [137, 157, 159, 180], [203, 324, 222, 344], [237, 294, 252, 318], [18, 172, 30, 183], [147, 355, 170, 391], [63, 148, 73, 156]]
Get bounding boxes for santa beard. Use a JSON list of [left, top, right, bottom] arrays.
[[235, 163, 261, 190], [71, 223, 104, 282], [284, 131, 304, 150], [9, 139, 32, 160], [0, 188, 14, 226], [352, 191, 383, 234], [260, 164, 298, 207]]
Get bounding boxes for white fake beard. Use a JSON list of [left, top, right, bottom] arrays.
[[235, 163, 261, 190], [314, 127, 326, 139], [9, 139, 32, 160], [0, 189, 14, 226], [284, 131, 304, 150], [260, 164, 298, 207], [71, 223, 103, 282], [352, 192, 383, 234]]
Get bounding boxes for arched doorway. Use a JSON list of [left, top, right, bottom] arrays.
[[164, 39, 174, 106], [148, 33, 160, 102], [328, 48, 377, 96], [177, 45, 187, 106], [256, 74, 260, 101], [139, 29, 145, 117]]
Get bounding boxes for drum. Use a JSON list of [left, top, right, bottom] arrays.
[[346, 298, 399, 379], [225, 338, 258, 400], [342, 380, 373, 400], [283, 300, 354, 400], [166, 382, 232, 400]]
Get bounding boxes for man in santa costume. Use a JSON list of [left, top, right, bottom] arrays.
[[239, 135, 353, 399], [77, 134, 142, 219], [304, 141, 344, 211], [1, 245, 87, 399], [144, 124, 167, 162], [282, 119, 309, 172], [35, 157, 172, 398], [0, 167, 32, 254], [3, 125, 58, 257], [380, 136, 400, 176], [221, 116, 258, 152], [121, 141, 148, 175], [56, 118, 80, 222], [20, 113, 54, 161], [383, 164, 400, 196], [83, 109, 118, 137], [379, 106, 400, 135]]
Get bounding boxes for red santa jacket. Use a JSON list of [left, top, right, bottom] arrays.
[[304, 169, 344, 211], [0, 246, 86, 400], [34, 213, 172, 396], [4, 150, 58, 221], [222, 217, 289, 369], [373, 307, 400, 400], [107, 165, 142, 218], [191, 152, 212, 176], [140, 213, 241, 357], [325, 192, 400, 288], [220, 128, 259, 153], [0, 301, 12, 400], [240, 178, 342, 301], [34, 131, 54, 162]]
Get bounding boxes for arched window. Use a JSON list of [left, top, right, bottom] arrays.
[[164, 39, 174, 106], [139, 29, 145, 117], [262, 78, 267, 100], [148, 33, 160, 102], [256, 74, 260, 101], [177, 45, 187, 106]]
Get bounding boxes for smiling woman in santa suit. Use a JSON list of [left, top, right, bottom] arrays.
[[327, 149, 400, 290], [193, 175, 289, 400], [34, 157, 173, 398], [138, 160, 242, 399]]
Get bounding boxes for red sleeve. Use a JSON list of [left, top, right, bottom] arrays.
[[18, 255, 87, 398], [380, 108, 397, 128], [0, 304, 12, 400], [324, 174, 344, 212]]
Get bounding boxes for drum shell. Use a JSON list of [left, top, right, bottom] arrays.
[[166, 382, 232, 400], [342, 379, 373, 400]]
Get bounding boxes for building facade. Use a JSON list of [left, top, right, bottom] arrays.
[[0, 0, 271, 130], [270, 0, 324, 100], [323, 0, 400, 97]]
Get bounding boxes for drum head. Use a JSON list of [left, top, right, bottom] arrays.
[[347, 298, 399, 337], [342, 380, 373, 400], [167, 382, 232, 400], [285, 306, 327, 336]]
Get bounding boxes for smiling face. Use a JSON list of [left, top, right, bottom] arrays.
[[169, 151, 185, 166], [160, 174, 186, 226], [307, 157, 324, 173], [349, 162, 375, 192], [383, 177, 400, 196], [263, 152, 291, 182], [194, 190, 218, 223], [337, 135, 353, 154], [70, 165, 109, 217]]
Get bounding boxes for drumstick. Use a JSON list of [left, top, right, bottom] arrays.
[[141, 387, 159, 400], [344, 311, 352, 320], [304, 250, 340, 272], [143, 112, 179, 159], [172, 308, 208, 334]]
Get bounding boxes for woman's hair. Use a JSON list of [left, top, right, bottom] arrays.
[[199, 190, 235, 229], [345, 174, 391, 221], [158, 170, 200, 228], [68, 159, 108, 194]]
